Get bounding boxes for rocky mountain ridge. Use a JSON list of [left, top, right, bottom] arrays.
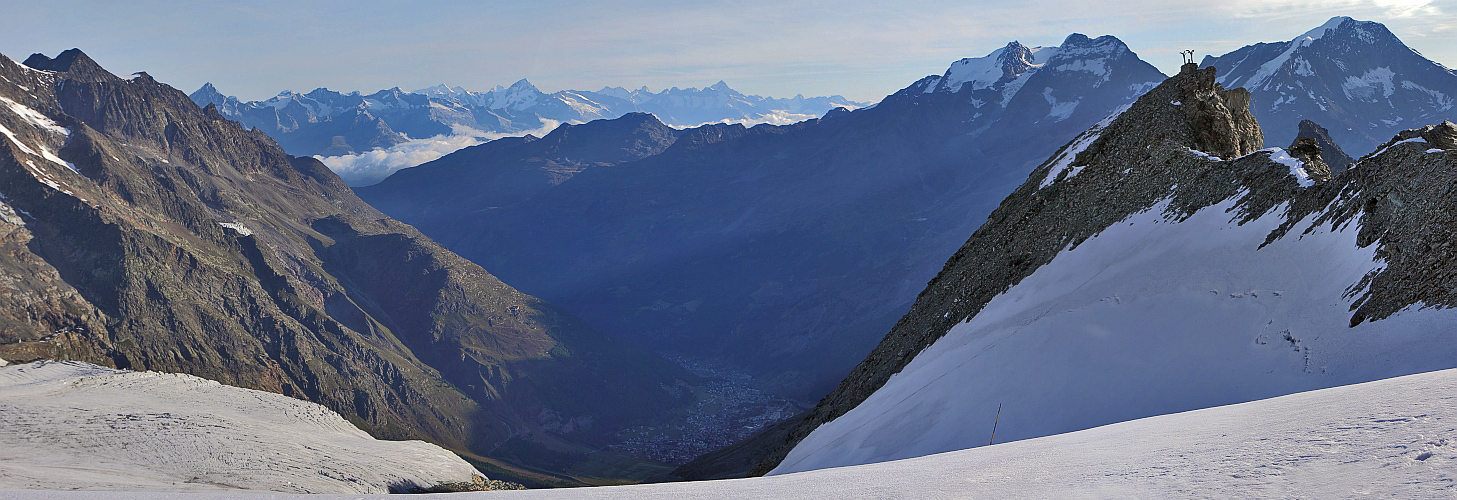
[[190, 79, 864, 161]]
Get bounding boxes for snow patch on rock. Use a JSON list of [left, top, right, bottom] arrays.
[[1041, 87, 1079, 121], [1038, 104, 1129, 188], [217, 221, 253, 237], [1400, 80, 1455, 110], [0, 96, 68, 136], [1341, 67, 1397, 101], [1263, 147, 1315, 187]]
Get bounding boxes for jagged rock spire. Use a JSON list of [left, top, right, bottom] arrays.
[[1291, 120, 1353, 174], [1288, 137, 1332, 182], [22, 49, 114, 82], [1175, 66, 1263, 159]]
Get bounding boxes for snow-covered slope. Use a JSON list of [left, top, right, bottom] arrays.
[[1202, 16, 1457, 155], [10, 366, 1457, 498], [0, 361, 490, 494], [775, 193, 1455, 473]]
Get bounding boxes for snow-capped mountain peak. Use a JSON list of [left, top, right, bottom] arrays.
[[414, 83, 469, 96], [1201, 16, 1457, 155], [918, 33, 1149, 118], [1031, 33, 1145, 94], [187, 82, 242, 116], [487, 78, 544, 110], [931, 41, 1056, 94], [187, 78, 868, 184], [1235, 16, 1352, 91]]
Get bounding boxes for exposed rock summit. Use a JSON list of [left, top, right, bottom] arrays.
[[1176, 63, 1264, 159]]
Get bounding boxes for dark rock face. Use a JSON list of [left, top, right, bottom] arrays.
[[1176, 63, 1263, 159], [356, 33, 1167, 403], [1318, 127, 1457, 327], [0, 50, 698, 485], [1421, 121, 1457, 150], [750, 63, 1281, 475], [1293, 119, 1354, 174], [1289, 137, 1333, 182]]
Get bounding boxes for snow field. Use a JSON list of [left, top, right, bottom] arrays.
[[0, 361, 484, 494], [7, 366, 1457, 498]]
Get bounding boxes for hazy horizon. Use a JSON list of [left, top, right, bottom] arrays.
[[6, 1, 1454, 103]]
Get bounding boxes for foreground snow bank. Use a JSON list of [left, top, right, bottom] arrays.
[[0, 361, 485, 494], [9, 366, 1457, 498], [779, 197, 1457, 473]]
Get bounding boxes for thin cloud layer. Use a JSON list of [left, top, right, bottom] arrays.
[[317, 121, 563, 187]]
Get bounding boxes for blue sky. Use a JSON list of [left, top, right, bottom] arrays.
[[3, 0, 1455, 102]]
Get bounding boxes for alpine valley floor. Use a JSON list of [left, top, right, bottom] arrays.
[[6, 367, 1455, 498]]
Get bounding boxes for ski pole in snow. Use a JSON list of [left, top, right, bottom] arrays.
[[989, 403, 1002, 445]]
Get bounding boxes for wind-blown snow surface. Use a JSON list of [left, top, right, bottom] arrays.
[[776, 195, 1457, 474], [0, 361, 483, 494], [9, 367, 1457, 498]]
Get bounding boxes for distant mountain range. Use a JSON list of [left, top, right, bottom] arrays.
[[353, 16, 1457, 479], [356, 32, 1168, 404], [189, 80, 865, 185]]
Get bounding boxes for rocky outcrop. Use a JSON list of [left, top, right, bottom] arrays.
[[1315, 123, 1457, 326], [1175, 63, 1264, 159], [1292, 120, 1354, 174], [1288, 137, 1332, 182], [0, 49, 697, 485], [1420, 121, 1457, 150]]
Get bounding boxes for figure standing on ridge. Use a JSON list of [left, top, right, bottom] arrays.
[[1180, 50, 1198, 72]]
